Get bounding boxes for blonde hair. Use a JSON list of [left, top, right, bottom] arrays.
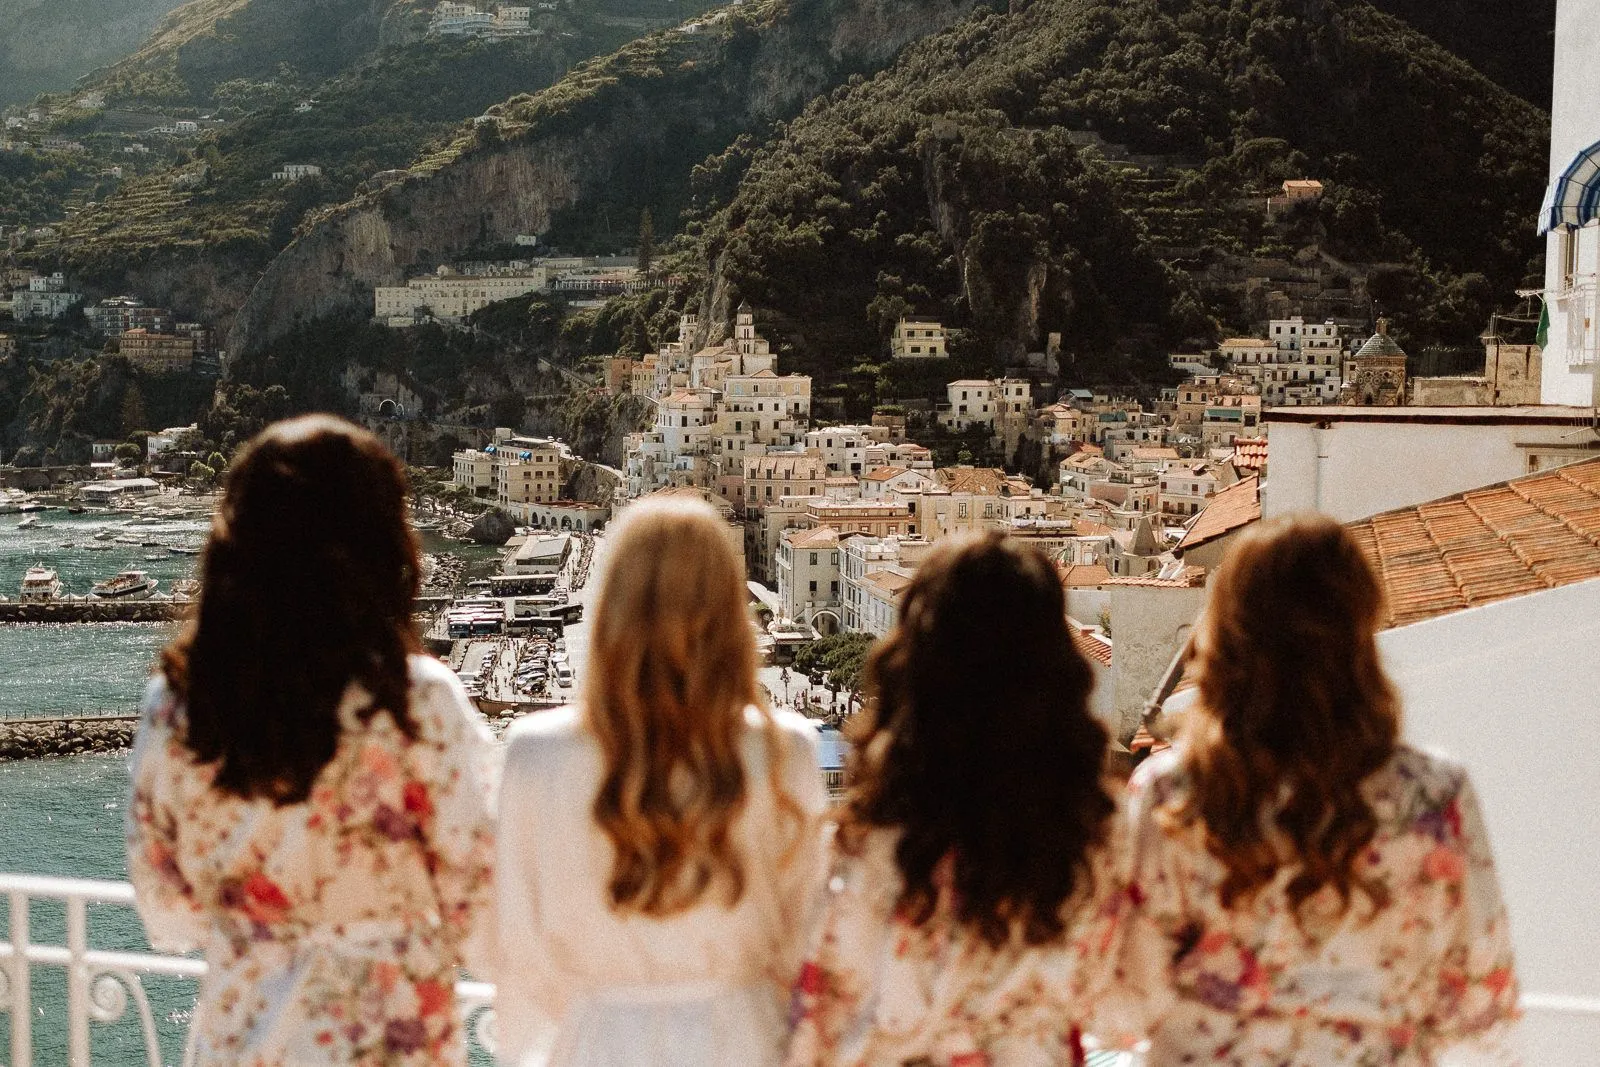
[[584, 495, 793, 917]]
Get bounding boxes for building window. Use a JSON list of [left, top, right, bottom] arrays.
[[809, 580, 817, 593]]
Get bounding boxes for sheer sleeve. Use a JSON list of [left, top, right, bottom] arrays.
[[783, 834, 876, 1067], [125, 677, 206, 954], [492, 727, 565, 1066], [1429, 774, 1521, 1060], [773, 718, 829, 986], [407, 665, 500, 978]]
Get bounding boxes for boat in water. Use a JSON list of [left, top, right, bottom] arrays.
[[17, 516, 39, 530], [171, 579, 201, 600], [167, 545, 202, 556], [66, 504, 86, 515], [18, 565, 62, 603], [17, 502, 47, 514], [91, 570, 158, 600], [92, 530, 117, 542]]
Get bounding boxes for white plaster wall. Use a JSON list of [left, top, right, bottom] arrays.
[[1378, 578, 1600, 1063], [1543, 0, 1600, 404], [1262, 420, 1578, 522], [1065, 586, 1111, 624], [1108, 584, 1206, 739]]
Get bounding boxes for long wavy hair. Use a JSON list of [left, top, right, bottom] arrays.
[[1169, 514, 1400, 919], [584, 495, 796, 917], [161, 415, 421, 804], [846, 532, 1115, 948]]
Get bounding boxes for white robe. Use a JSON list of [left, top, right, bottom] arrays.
[[492, 705, 827, 1067]]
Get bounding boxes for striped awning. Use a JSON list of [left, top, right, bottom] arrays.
[[1539, 138, 1600, 234]]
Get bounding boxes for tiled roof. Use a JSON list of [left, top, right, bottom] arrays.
[[862, 569, 914, 597], [937, 466, 1009, 495], [1072, 628, 1114, 667], [863, 466, 910, 483], [1231, 436, 1269, 472], [1177, 475, 1261, 552], [1131, 447, 1180, 461], [1347, 458, 1600, 629], [1060, 563, 1111, 588], [1219, 337, 1275, 348], [1105, 565, 1207, 588], [786, 526, 841, 549]]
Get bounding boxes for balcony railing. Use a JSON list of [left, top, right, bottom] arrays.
[[6, 872, 1591, 1065], [0, 873, 496, 1067]]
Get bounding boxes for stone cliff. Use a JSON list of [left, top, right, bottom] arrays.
[[228, 0, 994, 356]]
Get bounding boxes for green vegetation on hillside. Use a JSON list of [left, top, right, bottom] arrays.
[[690, 0, 1548, 385]]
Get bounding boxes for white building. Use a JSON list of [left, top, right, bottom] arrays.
[[374, 268, 548, 325], [1538, 0, 1600, 407], [839, 534, 931, 632], [452, 449, 494, 494], [776, 526, 843, 635], [12, 273, 80, 320], [272, 163, 322, 181], [1220, 319, 1347, 406], [1263, 405, 1599, 522], [889, 317, 948, 359]]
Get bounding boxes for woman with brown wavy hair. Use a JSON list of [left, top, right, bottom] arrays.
[[787, 532, 1119, 1067], [126, 415, 497, 1066], [1094, 514, 1520, 1064], [493, 495, 826, 1067]]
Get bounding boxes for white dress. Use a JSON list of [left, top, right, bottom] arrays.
[[492, 705, 827, 1067]]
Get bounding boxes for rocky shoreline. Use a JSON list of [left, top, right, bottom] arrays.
[[0, 716, 137, 759]]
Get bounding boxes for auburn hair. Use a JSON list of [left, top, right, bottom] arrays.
[[1169, 514, 1400, 919], [584, 495, 799, 917], [846, 532, 1115, 948], [161, 415, 421, 804]]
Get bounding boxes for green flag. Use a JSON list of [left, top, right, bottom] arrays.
[[1536, 300, 1550, 349]]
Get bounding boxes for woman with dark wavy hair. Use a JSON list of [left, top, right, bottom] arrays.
[[127, 415, 497, 1066], [1095, 515, 1520, 1064], [787, 532, 1119, 1067]]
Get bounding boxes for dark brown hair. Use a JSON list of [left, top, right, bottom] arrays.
[[161, 415, 421, 804], [846, 532, 1115, 948], [1170, 514, 1400, 918]]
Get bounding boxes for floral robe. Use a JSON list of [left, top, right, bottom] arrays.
[[786, 823, 1121, 1067], [1088, 745, 1520, 1065], [126, 655, 498, 1067]]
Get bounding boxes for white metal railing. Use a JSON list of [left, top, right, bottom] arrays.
[[6, 874, 1597, 1065], [1551, 279, 1600, 369], [0, 873, 495, 1067]]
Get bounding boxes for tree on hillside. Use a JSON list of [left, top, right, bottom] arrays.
[[637, 208, 655, 276], [120, 384, 148, 436], [114, 442, 143, 467]]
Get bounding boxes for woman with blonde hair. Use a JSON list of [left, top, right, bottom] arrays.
[[1093, 515, 1520, 1064], [494, 495, 826, 1067], [788, 533, 1120, 1067]]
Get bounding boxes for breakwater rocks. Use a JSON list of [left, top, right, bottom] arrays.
[[0, 716, 137, 759], [0, 601, 189, 624]]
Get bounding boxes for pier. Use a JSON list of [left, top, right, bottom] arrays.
[[0, 599, 191, 624]]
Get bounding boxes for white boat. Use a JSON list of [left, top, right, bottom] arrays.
[[17, 502, 47, 514], [91, 570, 158, 600], [17, 516, 39, 530], [19, 565, 62, 603], [171, 579, 201, 600], [0, 490, 25, 515], [92, 530, 117, 542]]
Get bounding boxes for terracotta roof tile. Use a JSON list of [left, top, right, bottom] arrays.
[[1176, 475, 1261, 552], [1348, 458, 1600, 628], [1059, 563, 1112, 588], [1072, 629, 1114, 667], [1105, 565, 1207, 588], [1231, 436, 1269, 472]]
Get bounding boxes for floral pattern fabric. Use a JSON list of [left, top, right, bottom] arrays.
[[786, 824, 1121, 1067], [1088, 744, 1520, 1066], [126, 655, 498, 1067]]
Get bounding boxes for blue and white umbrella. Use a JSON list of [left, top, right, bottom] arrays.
[[1539, 137, 1600, 234]]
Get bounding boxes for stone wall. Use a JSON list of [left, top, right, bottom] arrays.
[[0, 717, 136, 759]]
